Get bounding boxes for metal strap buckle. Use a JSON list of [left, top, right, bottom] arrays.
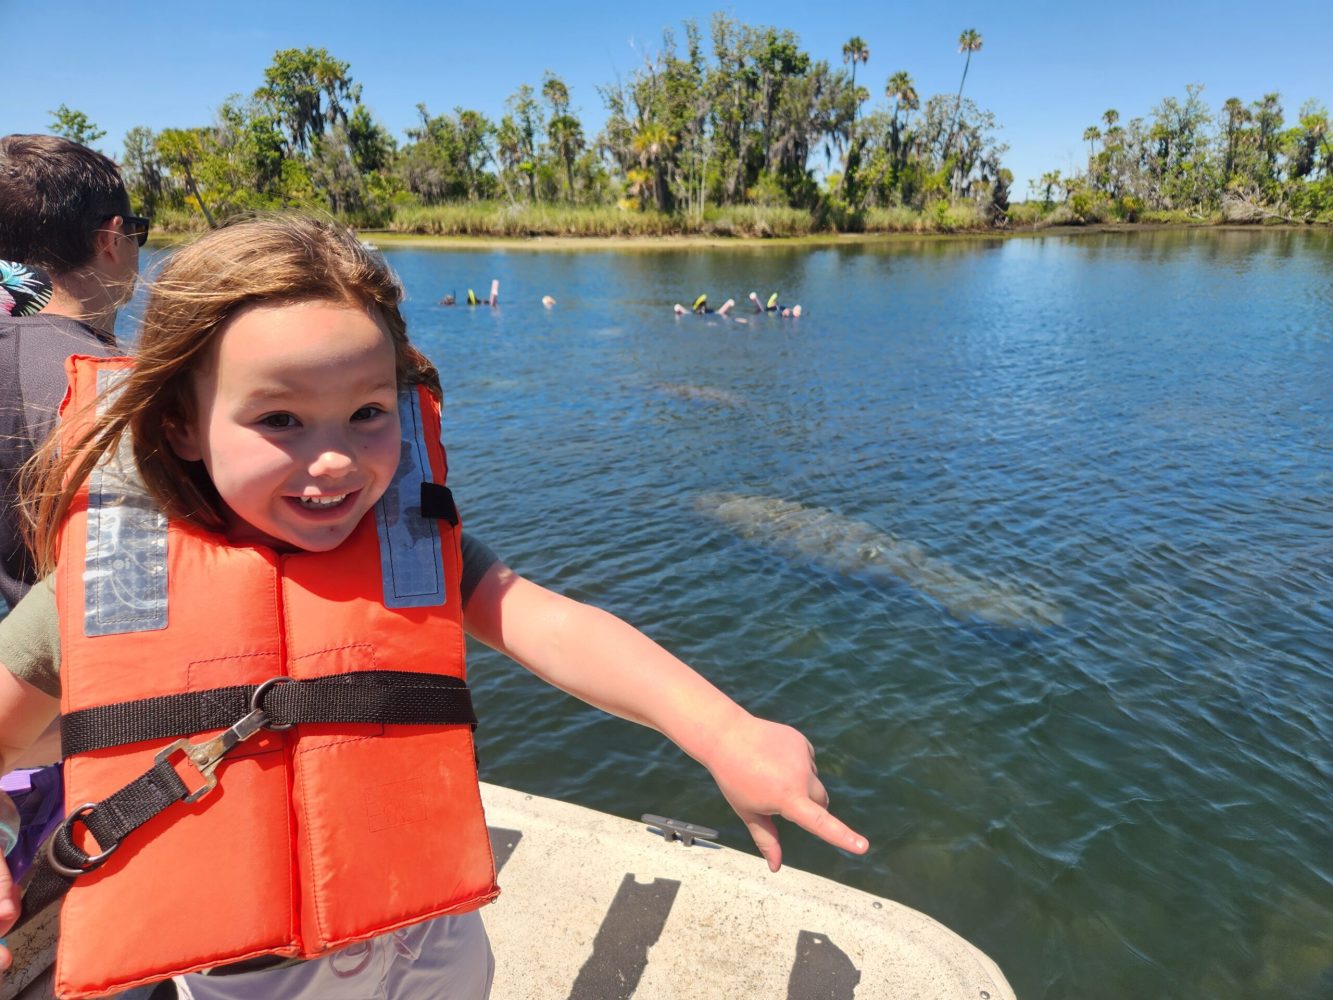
[[155, 676, 295, 803], [45, 803, 119, 878], [43, 678, 297, 881]]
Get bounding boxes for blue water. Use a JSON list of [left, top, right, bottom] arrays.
[[145, 229, 1330, 999]]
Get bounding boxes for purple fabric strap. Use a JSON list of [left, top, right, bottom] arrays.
[[2, 765, 65, 882]]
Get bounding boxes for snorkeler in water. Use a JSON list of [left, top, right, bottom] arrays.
[[674, 294, 735, 316], [748, 291, 801, 317], [466, 280, 500, 307]]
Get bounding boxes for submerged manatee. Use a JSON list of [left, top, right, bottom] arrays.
[[695, 492, 1063, 629], [651, 382, 746, 407]]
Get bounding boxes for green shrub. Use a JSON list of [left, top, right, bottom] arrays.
[[863, 206, 929, 232], [928, 200, 985, 232], [1114, 195, 1142, 222], [702, 205, 814, 237], [151, 207, 212, 235], [747, 172, 789, 208], [1069, 190, 1113, 223], [1043, 205, 1077, 226], [1006, 201, 1049, 227]]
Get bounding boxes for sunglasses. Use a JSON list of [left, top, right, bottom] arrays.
[[101, 214, 151, 247]]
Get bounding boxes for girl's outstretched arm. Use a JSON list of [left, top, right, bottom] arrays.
[[463, 562, 869, 872], [0, 668, 60, 971]]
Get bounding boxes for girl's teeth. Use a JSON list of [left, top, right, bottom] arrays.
[[299, 495, 347, 508]]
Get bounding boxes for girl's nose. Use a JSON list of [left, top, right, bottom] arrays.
[[308, 443, 356, 478]]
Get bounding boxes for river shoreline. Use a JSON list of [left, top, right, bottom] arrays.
[[347, 221, 1333, 252], [147, 219, 1327, 253], [385, 220, 1328, 248]]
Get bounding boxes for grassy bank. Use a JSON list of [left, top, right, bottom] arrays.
[[150, 200, 1329, 245], [388, 202, 833, 238], [386, 201, 1003, 238]]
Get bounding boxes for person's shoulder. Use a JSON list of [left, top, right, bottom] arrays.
[[2, 314, 116, 354]]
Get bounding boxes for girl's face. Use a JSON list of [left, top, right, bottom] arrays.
[[166, 299, 402, 552]]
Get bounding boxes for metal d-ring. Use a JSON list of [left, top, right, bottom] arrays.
[[45, 802, 119, 878], [251, 676, 296, 731]]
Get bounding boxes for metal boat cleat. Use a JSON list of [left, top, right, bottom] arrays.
[[641, 814, 719, 847]]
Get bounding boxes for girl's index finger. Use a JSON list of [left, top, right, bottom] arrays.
[[783, 794, 870, 855]]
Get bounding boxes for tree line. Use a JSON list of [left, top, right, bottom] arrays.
[[48, 18, 1007, 234], [1034, 84, 1332, 224], [48, 19, 1331, 234]]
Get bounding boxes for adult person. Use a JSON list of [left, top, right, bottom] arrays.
[[0, 134, 144, 614], [0, 136, 143, 859]]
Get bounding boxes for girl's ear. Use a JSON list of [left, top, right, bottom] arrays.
[[164, 416, 202, 462]]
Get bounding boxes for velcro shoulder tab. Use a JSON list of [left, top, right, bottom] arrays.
[[420, 482, 459, 526]]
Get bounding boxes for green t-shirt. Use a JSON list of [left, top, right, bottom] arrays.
[[0, 533, 499, 698]]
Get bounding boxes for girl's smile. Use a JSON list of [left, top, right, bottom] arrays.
[[294, 493, 353, 508], [166, 298, 403, 553]]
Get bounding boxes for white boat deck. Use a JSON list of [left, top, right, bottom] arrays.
[[480, 782, 1014, 999]]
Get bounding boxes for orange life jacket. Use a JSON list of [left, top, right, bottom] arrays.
[[48, 356, 498, 999]]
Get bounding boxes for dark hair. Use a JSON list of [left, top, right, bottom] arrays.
[[0, 134, 130, 273]]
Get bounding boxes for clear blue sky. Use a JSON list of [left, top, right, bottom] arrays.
[[6, 0, 1328, 197]]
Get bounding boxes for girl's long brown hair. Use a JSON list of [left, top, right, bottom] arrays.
[[22, 214, 441, 574]]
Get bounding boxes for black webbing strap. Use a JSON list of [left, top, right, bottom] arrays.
[[19, 758, 190, 925], [62, 670, 476, 756], [16, 671, 477, 931]]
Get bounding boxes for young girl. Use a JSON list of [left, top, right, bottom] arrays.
[[0, 216, 866, 999]]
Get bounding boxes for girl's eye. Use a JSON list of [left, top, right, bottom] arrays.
[[352, 405, 385, 422], [259, 413, 298, 429]]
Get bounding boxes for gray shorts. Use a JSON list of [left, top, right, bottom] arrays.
[[167, 913, 494, 1000]]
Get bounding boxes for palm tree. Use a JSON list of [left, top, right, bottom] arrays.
[[1082, 126, 1103, 191], [842, 36, 870, 96], [955, 29, 983, 101], [632, 122, 674, 213], [1221, 97, 1246, 181], [885, 70, 918, 177], [1083, 126, 1101, 159], [1038, 169, 1062, 208], [541, 74, 582, 202], [839, 37, 870, 198], [946, 29, 983, 190], [886, 70, 917, 111], [541, 75, 570, 117], [547, 115, 584, 203]]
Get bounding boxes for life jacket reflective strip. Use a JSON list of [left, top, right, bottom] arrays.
[[53, 356, 498, 999]]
